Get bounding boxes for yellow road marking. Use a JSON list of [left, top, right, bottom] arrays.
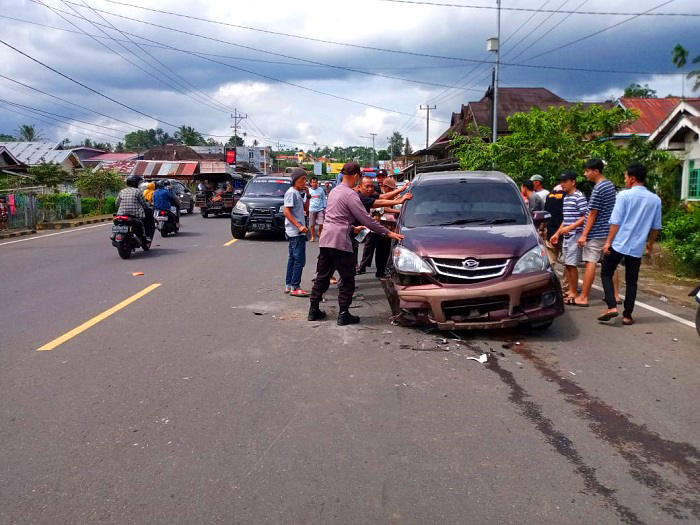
[[37, 283, 162, 351], [223, 239, 238, 246]]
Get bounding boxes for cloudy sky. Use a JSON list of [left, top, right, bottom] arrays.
[[0, 0, 698, 150]]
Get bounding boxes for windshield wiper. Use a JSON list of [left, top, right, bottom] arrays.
[[485, 218, 518, 224], [433, 218, 488, 226]]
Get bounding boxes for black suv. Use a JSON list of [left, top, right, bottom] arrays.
[[230, 176, 292, 239]]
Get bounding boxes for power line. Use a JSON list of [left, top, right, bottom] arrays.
[[3, 13, 682, 78], [33, 1, 489, 94], [380, 0, 698, 16], [0, 99, 124, 141]]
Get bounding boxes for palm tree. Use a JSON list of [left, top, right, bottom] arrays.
[[15, 124, 45, 142], [673, 44, 700, 93], [174, 125, 204, 146]]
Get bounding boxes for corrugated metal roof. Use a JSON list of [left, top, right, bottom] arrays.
[[0, 141, 80, 166], [133, 160, 198, 177], [99, 159, 138, 175], [199, 160, 227, 174], [0, 146, 24, 167], [84, 153, 140, 162], [618, 98, 681, 135]]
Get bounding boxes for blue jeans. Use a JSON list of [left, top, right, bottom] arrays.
[[286, 235, 307, 288]]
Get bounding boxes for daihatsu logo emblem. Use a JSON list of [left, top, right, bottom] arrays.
[[463, 258, 479, 269]]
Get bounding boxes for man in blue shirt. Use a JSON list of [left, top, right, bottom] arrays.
[[153, 181, 179, 227], [598, 163, 662, 325]]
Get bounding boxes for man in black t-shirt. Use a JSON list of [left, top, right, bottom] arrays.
[[543, 186, 570, 293]]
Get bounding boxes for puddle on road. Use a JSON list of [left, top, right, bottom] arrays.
[[453, 337, 700, 522]]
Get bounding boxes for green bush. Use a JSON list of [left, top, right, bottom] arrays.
[[103, 196, 117, 214], [81, 197, 99, 216], [663, 205, 700, 277], [37, 193, 75, 218], [81, 196, 117, 215]]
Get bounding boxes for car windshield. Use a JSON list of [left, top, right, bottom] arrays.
[[402, 181, 529, 228], [244, 179, 291, 197]]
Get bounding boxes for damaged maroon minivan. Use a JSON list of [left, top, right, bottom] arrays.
[[387, 171, 564, 330]]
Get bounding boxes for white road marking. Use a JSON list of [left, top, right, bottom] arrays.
[[588, 283, 695, 329], [0, 223, 110, 246]]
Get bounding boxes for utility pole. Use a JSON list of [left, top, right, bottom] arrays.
[[230, 108, 247, 147], [360, 133, 378, 167], [420, 105, 436, 150], [487, 0, 501, 144]]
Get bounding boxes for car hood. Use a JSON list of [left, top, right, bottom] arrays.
[[238, 196, 284, 209], [400, 224, 539, 259]]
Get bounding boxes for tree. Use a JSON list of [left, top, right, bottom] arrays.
[[623, 83, 657, 98], [28, 162, 69, 188], [404, 137, 413, 155], [227, 136, 245, 147], [0, 133, 15, 141], [673, 44, 700, 92], [387, 131, 404, 158], [74, 168, 124, 213], [15, 124, 45, 142], [114, 142, 126, 153], [123, 128, 172, 151], [450, 104, 679, 198], [376, 149, 390, 161], [174, 125, 205, 146]]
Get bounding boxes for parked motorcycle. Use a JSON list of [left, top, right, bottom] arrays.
[[690, 285, 700, 338], [154, 209, 179, 237], [111, 215, 151, 259]]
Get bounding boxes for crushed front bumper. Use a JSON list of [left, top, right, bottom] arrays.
[[395, 270, 564, 330]]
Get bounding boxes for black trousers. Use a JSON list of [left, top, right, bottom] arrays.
[[375, 235, 392, 278], [311, 248, 356, 312], [601, 247, 642, 317], [359, 232, 377, 270]]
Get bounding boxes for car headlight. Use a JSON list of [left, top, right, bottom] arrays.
[[393, 245, 434, 275], [234, 201, 248, 214], [512, 245, 549, 274]]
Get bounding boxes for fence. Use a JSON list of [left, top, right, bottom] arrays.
[[2, 192, 39, 230]]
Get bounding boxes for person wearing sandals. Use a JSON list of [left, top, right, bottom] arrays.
[[549, 171, 588, 305], [284, 168, 310, 297], [598, 163, 662, 326]]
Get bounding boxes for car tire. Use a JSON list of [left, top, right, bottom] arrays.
[[231, 225, 246, 239], [201, 210, 208, 218]]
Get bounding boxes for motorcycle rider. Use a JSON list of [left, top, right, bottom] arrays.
[[162, 180, 181, 227], [153, 180, 180, 228], [115, 175, 154, 241]]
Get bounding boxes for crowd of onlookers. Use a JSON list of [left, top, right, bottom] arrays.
[[523, 159, 662, 325], [279, 158, 662, 327]]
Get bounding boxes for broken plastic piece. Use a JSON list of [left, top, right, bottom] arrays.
[[131, 272, 144, 276], [467, 354, 488, 364]]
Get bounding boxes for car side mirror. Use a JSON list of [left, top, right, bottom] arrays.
[[531, 210, 551, 225]]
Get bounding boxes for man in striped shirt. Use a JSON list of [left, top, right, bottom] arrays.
[[550, 170, 588, 304], [574, 158, 617, 307]]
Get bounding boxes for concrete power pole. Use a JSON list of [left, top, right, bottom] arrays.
[[488, 0, 501, 144], [420, 105, 436, 150], [370, 133, 377, 167], [230, 108, 247, 147]]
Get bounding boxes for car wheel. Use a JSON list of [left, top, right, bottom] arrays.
[[201, 210, 208, 218], [231, 225, 246, 239]]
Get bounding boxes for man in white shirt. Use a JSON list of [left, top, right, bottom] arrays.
[[530, 174, 550, 202]]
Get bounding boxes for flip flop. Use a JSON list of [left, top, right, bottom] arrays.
[[597, 310, 619, 322], [290, 289, 310, 297], [564, 297, 576, 305], [573, 301, 589, 307], [622, 317, 635, 326]]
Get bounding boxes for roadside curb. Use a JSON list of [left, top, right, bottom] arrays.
[[0, 229, 37, 240], [37, 215, 113, 230]]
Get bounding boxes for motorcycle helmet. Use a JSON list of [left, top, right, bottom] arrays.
[[155, 179, 165, 189], [126, 174, 143, 188]]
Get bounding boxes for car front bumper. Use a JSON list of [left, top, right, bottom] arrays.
[[231, 212, 286, 233], [395, 270, 564, 330]]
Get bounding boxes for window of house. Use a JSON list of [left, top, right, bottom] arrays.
[[689, 165, 699, 198]]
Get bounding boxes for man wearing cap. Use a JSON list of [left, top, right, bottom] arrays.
[[309, 162, 404, 326], [550, 171, 588, 305], [530, 174, 549, 202], [284, 168, 310, 296]]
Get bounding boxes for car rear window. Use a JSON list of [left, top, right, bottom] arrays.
[[402, 181, 528, 227], [244, 179, 290, 197]]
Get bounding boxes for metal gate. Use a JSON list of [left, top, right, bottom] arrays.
[[2, 192, 38, 230]]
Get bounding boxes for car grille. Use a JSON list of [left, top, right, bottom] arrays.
[[250, 207, 274, 219], [430, 257, 510, 284], [441, 296, 510, 321]]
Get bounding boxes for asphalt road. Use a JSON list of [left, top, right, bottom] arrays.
[[1, 213, 698, 524]]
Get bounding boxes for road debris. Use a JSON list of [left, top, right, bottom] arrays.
[[659, 296, 668, 303], [466, 354, 488, 364], [253, 311, 266, 316], [131, 272, 144, 276]]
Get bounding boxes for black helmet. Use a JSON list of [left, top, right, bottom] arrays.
[[126, 174, 143, 188], [155, 179, 165, 189], [163, 179, 171, 187]]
